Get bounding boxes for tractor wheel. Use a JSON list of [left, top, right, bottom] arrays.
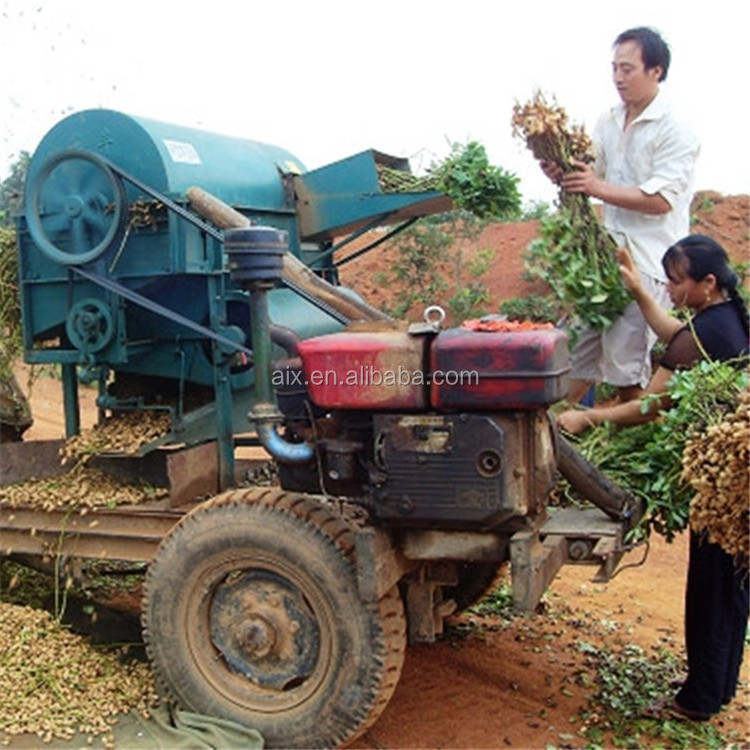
[[444, 561, 504, 612], [142, 487, 406, 749]]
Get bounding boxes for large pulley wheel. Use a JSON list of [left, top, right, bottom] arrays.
[[142, 488, 406, 749], [25, 149, 127, 265]]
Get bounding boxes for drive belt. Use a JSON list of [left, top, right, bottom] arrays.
[[104, 159, 351, 326], [72, 266, 257, 359]]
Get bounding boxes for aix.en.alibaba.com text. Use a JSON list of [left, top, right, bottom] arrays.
[[272, 365, 479, 388]]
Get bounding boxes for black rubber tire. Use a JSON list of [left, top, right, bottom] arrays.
[[142, 487, 406, 749], [444, 561, 504, 612]]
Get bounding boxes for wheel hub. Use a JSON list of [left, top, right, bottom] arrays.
[[210, 569, 320, 691], [235, 616, 276, 659], [65, 298, 114, 354], [65, 195, 84, 218]]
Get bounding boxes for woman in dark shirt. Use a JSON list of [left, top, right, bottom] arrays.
[[557, 234, 749, 721], [558, 234, 748, 432]]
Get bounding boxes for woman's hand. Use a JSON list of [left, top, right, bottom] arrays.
[[616, 247, 644, 296], [556, 409, 597, 435]]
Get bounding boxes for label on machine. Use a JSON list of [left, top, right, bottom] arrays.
[[163, 139, 202, 165]]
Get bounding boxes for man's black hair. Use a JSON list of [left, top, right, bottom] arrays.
[[615, 27, 671, 82]]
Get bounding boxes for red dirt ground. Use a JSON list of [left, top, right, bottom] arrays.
[[340, 191, 750, 748], [16, 191, 750, 749]]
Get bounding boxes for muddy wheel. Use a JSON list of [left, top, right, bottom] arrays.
[[444, 562, 504, 611], [142, 487, 406, 749]]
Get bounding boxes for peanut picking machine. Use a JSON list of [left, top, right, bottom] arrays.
[[1, 110, 642, 748]]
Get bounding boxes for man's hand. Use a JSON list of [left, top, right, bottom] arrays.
[[561, 161, 671, 214], [561, 159, 603, 198], [539, 159, 563, 185]]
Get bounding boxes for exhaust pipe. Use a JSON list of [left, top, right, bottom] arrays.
[[224, 226, 314, 464], [556, 433, 644, 528]]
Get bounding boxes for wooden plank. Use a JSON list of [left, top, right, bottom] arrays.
[[0, 439, 67, 485]]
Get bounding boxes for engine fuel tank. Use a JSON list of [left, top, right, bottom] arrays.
[[297, 330, 428, 410], [429, 327, 570, 410]]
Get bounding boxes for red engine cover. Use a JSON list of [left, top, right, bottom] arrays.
[[297, 331, 428, 410], [429, 327, 570, 410]]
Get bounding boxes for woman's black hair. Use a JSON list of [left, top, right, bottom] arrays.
[[662, 233, 749, 336]]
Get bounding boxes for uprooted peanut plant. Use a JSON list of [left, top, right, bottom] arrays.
[[512, 91, 631, 331]]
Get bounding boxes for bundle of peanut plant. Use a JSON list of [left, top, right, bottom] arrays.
[[557, 359, 747, 542], [512, 91, 630, 330], [683, 388, 749, 565], [378, 140, 521, 221]]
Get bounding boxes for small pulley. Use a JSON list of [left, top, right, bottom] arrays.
[[25, 149, 128, 265], [65, 298, 115, 353]]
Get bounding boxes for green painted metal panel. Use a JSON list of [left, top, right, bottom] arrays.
[[294, 149, 451, 240], [27, 109, 306, 210]]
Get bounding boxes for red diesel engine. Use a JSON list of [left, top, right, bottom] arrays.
[[280, 324, 570, 531]]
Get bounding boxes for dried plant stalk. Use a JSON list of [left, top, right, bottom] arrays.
[[512, 91, 630, 331]]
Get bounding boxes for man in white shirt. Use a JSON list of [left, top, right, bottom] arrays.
[[544, 27, 700, 404]]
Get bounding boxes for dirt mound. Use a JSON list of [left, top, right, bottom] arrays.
[[338, 191, 750, 322]]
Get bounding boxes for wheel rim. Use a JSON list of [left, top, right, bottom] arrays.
[[185, 552, 337, 714], [209, 568, 320, 690]]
